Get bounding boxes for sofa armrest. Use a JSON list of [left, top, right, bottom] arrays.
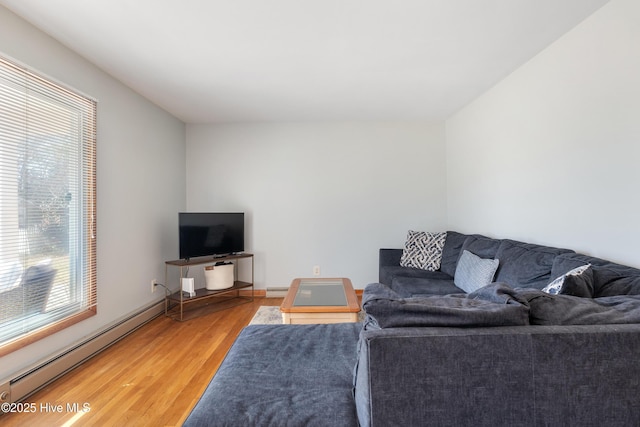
[[379, 248, 402, 282], [354, 324, 640, 427], [379, 248, 402, 267]]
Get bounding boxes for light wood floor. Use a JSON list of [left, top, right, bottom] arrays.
[[1, 296, 283, 427]]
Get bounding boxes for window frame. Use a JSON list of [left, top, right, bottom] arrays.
[[0, 54, 97, 357]]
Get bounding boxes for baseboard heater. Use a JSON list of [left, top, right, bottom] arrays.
[[0, 300, 164, 404], [265, 287, 289, 298]]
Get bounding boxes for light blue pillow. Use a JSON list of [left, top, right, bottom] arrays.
[[454, 250, 499, 293]]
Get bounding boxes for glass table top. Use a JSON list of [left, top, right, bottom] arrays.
[[293, 280, 348, 307]]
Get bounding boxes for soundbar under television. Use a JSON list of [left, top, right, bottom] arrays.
[[179, 212, 244, 260]]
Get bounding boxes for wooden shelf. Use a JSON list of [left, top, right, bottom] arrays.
[[165, 253, 253, 267], [164, 254, 254, 321], [166, 281, 253, 303]]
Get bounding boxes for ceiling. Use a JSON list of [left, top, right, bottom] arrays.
[[1, 0, 609, 124]]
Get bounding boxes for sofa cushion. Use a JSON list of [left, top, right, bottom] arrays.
[[390, 275, 461, 297], [518, 288, 640, 325], [362, 282, 530, 328], [494, 239, 574, 289], [459, 234, 502, 261], [542, 264, 594, 298], [551, 253, 640, 297], [439, 231, 469, 277], [400, 231, 447, 271], [454, 250, 499, 293], [380, 265, 451, 288]]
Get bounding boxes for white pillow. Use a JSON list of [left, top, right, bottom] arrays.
[[542, 264, 592, 296], [454, 250, 499, 293]]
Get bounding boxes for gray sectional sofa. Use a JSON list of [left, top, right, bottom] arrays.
[[185, 231, 640, 427]]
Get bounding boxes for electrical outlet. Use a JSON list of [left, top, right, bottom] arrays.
[[151, 279, 157, 293], [313, 265, 320, 276]]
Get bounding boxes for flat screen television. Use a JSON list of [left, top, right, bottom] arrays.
[[179, 212, 244, 260]]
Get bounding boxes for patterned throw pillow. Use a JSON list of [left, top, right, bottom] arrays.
[[454, 250, 499, 293], [400, 231, 447, 271], [542, 264, 593, 297]]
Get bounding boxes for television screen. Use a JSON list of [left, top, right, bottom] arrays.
[[179, 212, 244, 260]]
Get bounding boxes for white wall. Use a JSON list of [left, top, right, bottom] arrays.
[[186, 122, 447, 289], [446, 0, 640, 266], [0, 6, 185, 379]]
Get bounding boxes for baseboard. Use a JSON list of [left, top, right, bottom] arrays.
[[238, 289, 266, 297], [1, 300, 164, 404], [265, 287, 289, 298], [260, 287, 363, 298], [237, 288, 361, 298], [245, 288, 362, 298]]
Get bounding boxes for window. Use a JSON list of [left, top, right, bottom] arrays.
[[0, 55, 96, 356]]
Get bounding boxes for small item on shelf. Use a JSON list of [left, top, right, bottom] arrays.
[[165, 253, 254, 321], [181, 277, 195, 297], [204, 262, 234, 290]]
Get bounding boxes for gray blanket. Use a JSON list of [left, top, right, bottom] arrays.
[[362, 282, 530, 329], [516, 288, 640, 325]]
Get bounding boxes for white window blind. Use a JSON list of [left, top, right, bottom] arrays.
[[0, 55, 97, 355]]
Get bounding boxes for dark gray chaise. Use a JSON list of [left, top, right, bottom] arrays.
[[184, 323, 361, 427], [185, 231, 640, 426]]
